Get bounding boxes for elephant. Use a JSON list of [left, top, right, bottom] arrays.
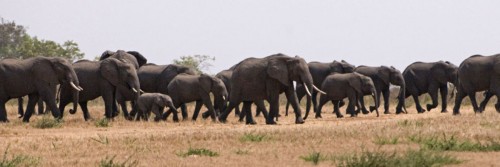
[[162, 73, 228, 121], [137, 63, 197, 119], [396, 61, 457, 114], [453, 54, 500, 114], [17, 98, 51, 118], [100, 50, 147, 119], [313, 72, 378, 118], [58, 58, 140, 121], [134, 93, 176, 121], [285, 60, 356, 117], [354, 65, 406, 114], [0, 57, 81, 122], [218, 53, 320, 125]]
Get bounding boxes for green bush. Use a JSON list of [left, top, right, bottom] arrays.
[[32, 116, 62, 129], [300, 151, 325, 165], [95, 118, 110, 128]]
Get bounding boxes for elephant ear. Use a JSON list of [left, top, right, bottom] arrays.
[[32, 58, 59, 84], [348, 74, 363, 94], [154, 96, 163, 106], [199, 74, 213, 93], [378, 66, 390, 85], [99, 50, 115, 61], [126, 51, 147, 67], [100, 59, 121, 86], [267, 58, 290, 86]]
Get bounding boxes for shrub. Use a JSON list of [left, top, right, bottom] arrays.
[[32, 116, 62, 129], [95, 118, 110, 128], [300, 151, 325, 165]]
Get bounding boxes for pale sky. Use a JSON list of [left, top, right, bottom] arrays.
[[2, 1, 500, 73]]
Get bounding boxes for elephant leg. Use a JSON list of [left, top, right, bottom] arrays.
[[396, 90, 410, 114], [191, 100, 203, 121], [219, 100, 241, 123], [359, 95, 369, 114], [163, 104, 180, 122], [0, 100, 8, 122], [79, 101, 92, 121], [468, 91, 480, 113], [426, 84, 439, 112], [17, 97, 24, 118], [234, 103, 241, 116], [37, 99, 44, 115], [110, 99, 119, 118], [238, 104, 246, 122], [266, 97, 279, 125], [312, 91, 318, 114], [255, 104, 262, 117], [119, 100, 131, 120], [333, 100, 343, 118], [243, 101, 256, 125], [285, 101, 290, 116], [381, 90, 390, 114], [439, 85, 449, 113], [315, 95, 329, 119], [369, 89, 382, 113], [180, 103, 188, 121], [347, 95, 357, 117], [22, 94, 39, 122], [255, 100, 269, 120], [452, 88, 467, 115], [479, 91, 494, 113], [411, 93, 425, 113], [285, 88, 304, 124], [102, 89, 115, 120]]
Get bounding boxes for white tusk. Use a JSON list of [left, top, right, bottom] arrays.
[[77, 86, 83, 91], [132, 88, 138, 93], [372, 93, 376, 97], [70, 82, 81, 91], [303, 82, 312, 97], [313, 85, 327, 94], [139, 89, 145, 94], [222, 96, 226, 101]]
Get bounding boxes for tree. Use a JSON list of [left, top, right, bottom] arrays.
[[0, 17, 84, 61], [173, 55, 215, 74]]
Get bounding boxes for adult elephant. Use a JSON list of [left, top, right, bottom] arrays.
[[137, 63, 197, 119], [453, 54, 500, 114], [396, 61, 457, 114], [58, 58, 140, 121], [100, 50, 147, 119], [161, 74, 228, 121], [0, 57, 81, 122], [314, 72, 378, 118], [354, 65, 406, 114], [218, 54, 321, 125]]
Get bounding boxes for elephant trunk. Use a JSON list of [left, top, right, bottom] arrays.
[[303, 83, 313, 120], [398, 84, 408, 114]]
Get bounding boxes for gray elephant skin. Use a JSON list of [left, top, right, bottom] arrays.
[[58, 58, 140, 121], [453, 54, 500, 114], [100, 50, 147, 119], [0, 57, 81, 122], [162, 73, 228, 121], [396, 61, 457, 114], [354, 65, 406, 114], [134, 93, 176, 121], [313, 72, 378, 119], [219, 53, 316, 125], [285, 60, 355, 116], [137, 63, 196, 118]]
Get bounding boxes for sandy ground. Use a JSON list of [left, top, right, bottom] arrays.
[[0, 104, 499, 167]]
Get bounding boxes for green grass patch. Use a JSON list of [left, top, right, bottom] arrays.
[[177, 148, 219, 157], [373, 136, 399, 145], [0, 145, 40, 167], [95, 118, 110, 128], [300, 151, 326, 165], [413, 134, 500, 152], [99, 155, 139, 167], [335, 149, 461, 167], [235, 149, 249, 155], [239, 133, 269, 142], [32, 116, 62, 129]]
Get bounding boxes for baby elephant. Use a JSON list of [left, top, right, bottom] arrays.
[[133, 93, 177, 121], [310, 72, 378, 119]]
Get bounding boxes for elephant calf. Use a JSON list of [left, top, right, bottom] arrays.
[[162, 74, 228, 122], [133, 93, 176, 121], [312, 72, 378, 119]]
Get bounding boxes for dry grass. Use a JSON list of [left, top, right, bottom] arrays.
[[0, 102, 499, 167]]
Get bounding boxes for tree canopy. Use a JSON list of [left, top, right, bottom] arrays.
[[0, 18, 84, 61], [173, 55, 215, 74]]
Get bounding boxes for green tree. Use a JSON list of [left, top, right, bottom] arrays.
[[173, 55, 215, 74], [0, 17, 84, 61]]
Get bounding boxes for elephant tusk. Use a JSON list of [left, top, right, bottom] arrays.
[[132, 88, 138, 93], [77, 86, 84, 91], [303, 82, 312, 97], [313, 85, 327, 94], [139, 89, 145, 94], [70, 82, 81, 91], [222, 96, 226, 101]]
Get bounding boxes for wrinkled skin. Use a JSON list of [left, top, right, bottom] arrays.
[[0, 57, 80, 122], [453, 54, 500, 114], [314, 73, 378, 119], [354, 65, 406, 114], [218, 54, 315, 125], [162, 74, 228, 122], [100, 50, 147, 120], [285, 60, 355, 117], [58, 58, 140, 121], [396, 61, 457, 114], [137, 63, 196, 119], [133, 93, 176, 121]]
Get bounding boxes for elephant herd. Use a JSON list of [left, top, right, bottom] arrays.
[[1, 52, 498, 124]]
